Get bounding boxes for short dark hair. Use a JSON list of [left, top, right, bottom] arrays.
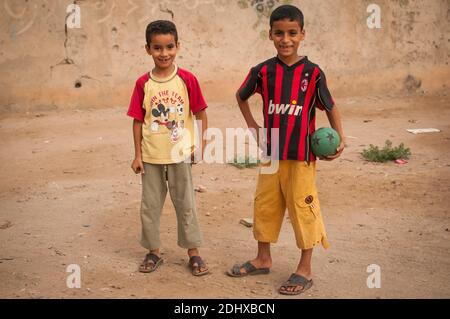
[[146, 20, 178, 45], [270, 5, 304, 30]]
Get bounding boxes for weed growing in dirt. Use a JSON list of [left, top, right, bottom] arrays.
[[362, 140, 411, 162], [228, 156, 260, 169]]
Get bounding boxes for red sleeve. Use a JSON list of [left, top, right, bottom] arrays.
[[127, 74, 149, 122], [178, 68, 208, 114]]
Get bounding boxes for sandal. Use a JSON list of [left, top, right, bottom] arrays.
[[189, 256, 210, 276], [226, 261, 270, 277], [279, 273, 313, 295], [139, 253, 163, 273]]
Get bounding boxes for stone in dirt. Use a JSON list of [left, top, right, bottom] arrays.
[[195, 185, 207, 193], [239, 218, 253, 227], [0, 220, 13, 229]]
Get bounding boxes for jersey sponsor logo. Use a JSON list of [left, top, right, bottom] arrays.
[[268, 100, 303, 116]]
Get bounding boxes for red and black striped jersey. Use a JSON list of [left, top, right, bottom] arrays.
[[238, 56, 335, 162]]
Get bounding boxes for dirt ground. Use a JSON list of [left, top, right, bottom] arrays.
[[0, 92, 449, 299]]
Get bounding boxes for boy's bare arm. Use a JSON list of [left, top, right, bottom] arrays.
[[236, 91, 261, 144], [131, 119, 145, 174], [324, 105, 345, 160], [236, 91, 260, 130], [194, 109, 208, 161]]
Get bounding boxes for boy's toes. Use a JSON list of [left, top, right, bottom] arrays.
[[196, 265, 209, 275], [278, 273, 313, 295], [189, 256, 209, 276]]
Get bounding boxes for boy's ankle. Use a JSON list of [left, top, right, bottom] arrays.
[[253, 257, 272, 267], [187, 248, 199, 257], [149, 249, 160, 256], [295, 268, 312, 278]]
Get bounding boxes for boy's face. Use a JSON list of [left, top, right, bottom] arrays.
[[269, 19, 305, 59], [146, 33, 179, 70]]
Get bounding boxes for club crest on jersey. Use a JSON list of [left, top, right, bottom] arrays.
[[268, 100, 303, 116], [301, 79, 309, 92]]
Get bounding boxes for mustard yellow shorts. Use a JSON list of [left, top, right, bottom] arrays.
[[253, 160, 330, 250]]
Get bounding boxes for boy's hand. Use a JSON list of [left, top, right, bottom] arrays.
[[249, 124, 262, 145], [323, 106, 345, 161], [191, 152, 198, 165], [320, 140, 345, 161], [131, 158, 145, 174], [190, 149, 204, 165]]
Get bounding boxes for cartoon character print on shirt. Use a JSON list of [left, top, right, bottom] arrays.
[[168, 103, 185, 143], [150, 94, 185, 143], [151, 103, 170, 130]]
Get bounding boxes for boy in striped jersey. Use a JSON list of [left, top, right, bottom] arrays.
[[227, 5, 345, 295]]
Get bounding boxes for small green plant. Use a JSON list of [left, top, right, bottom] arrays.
[[362, 140, 411, 162], [228, 156, 260, 169]]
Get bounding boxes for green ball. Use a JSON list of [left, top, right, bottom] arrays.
[[311, 127, 340, 158]]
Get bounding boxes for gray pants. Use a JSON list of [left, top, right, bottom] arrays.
[[140, 162, 203, 250]]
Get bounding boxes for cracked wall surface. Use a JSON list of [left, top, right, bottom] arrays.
[[0, 0, 449, 112]]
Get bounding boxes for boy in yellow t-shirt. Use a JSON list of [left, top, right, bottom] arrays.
[[127, 20, 209, 276]]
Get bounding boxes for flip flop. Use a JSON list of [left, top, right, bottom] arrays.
[[139, 253, 163, 273], [226, 261, 270, 277], [189, 255, 210, 276], [279, 273, 313, 295]]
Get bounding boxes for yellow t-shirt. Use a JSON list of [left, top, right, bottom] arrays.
[[127, 65, 208, 164]]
